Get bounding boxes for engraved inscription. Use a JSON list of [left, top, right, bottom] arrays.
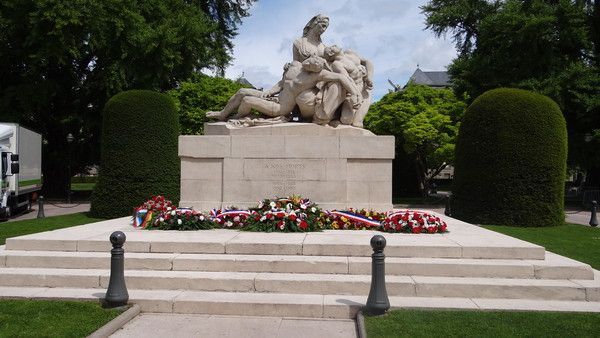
[[265, 161, 305, 195], [265, 162, 305, 178], [272, 181, 297, 196]]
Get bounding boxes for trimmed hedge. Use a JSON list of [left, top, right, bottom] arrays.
[[452, 88, 567, 227], [90, 90, 180, 218]]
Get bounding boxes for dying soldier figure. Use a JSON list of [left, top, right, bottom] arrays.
[[225, 56, 362, 121], [317, 45, 373, 127], [206, 63, 292, 121]]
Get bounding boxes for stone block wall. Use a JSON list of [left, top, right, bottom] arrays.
[[179, 123, 394, 211]]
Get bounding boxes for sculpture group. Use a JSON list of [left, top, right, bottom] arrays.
[[207, 14, 373, 128]]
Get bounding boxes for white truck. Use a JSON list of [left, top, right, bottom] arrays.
[[0, 123, 42, 219]]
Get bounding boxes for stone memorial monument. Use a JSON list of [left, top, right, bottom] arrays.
[[179, 14, 394, 211]]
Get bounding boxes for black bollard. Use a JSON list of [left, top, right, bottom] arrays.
[[37, 196, 45, 219], [365, 235, 390, 315], [104, 231, 129, 308], [590, 200, 598, 227], [444, 194, 452, 216]]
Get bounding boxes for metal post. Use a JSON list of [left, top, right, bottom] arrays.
[[66, 133, 74, 204], [36, 196, 45, 219], [590, 200, 598, 227], [365, 235, 390, 315], [444, 194, 452, 216], [104, 231, 128, 308]]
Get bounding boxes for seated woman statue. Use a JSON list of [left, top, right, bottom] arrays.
[[293, 14, 329, 62]]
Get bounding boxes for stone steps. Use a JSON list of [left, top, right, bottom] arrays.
[[0, 267, 597, 301], [1, 286, 599, 319], [1, 218, 599, 319], [0, 250, 593, 280]]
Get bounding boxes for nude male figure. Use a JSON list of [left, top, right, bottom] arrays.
[[318, 45, 374, 127], [206, 63, 292, 121], [234, 56, 361, 120]]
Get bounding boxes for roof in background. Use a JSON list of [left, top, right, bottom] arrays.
[[406, 68, 451, 87], [236, 77, 255, 89]]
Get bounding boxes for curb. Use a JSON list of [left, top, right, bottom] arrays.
[[87, 303, 141, 338], [356, 310, 367, 338]]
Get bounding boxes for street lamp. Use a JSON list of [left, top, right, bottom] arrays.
[[66, 133, 74, 204]]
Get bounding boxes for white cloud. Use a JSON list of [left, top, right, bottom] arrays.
[[224, 0, 457, 100]]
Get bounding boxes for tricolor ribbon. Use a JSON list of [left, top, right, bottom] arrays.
[[330, 210, 381, 227], [214, 210, 252, 219]]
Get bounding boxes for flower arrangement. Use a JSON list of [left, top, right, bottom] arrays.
[[133, 195, 175, 228], [382, 210, 448, 234], [325, 209, 385, 230], [132, 195, 448, 234], [211, 209, 251, 228], [149, 208, 214, 230], [243, 196, 326, 232]]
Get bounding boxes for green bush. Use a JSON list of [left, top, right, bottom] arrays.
[[452, 88, 567, 227], [90, 90, 180, 218], [168, 74, 247, 135]]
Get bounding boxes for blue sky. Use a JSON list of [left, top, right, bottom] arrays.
[[223, 0, 457, 100]]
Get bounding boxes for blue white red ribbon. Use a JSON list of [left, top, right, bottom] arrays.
[[330, 210, 381, 227], [214, 210, 252, 219]]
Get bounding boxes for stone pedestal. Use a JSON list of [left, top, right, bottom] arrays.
[[179, 123, 394, 211]]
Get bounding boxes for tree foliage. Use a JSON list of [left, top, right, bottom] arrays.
[[422, 0, 600, 183], [453, 88, 567, 227], [168, 74, 247, 135], [0, 0, 254, 196], [365, 84, 466, 196], [196, 0, 257, 76]]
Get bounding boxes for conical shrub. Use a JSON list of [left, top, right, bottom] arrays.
[[452, 88, 567, 227], [90, 90, 180, 218]]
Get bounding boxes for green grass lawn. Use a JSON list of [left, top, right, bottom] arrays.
[[482, 223, 600, 270], [70, 182, 96, 191], [367, 222, 600, 337], [0, 213, 103, 245], [365, 309, 600, 338], [0, 300, 122, 337]]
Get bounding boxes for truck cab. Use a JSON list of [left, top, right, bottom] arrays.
[[0, 123, 42, 219]]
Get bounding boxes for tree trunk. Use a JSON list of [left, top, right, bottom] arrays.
[[586, 166, 600, 188], [392, 150, 421, 197], [41, 139, 71, 199]]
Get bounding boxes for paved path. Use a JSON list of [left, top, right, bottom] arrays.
[[110, 314, 357, 338], [565, 209, 595, 227], [6, 202, 90, 222]]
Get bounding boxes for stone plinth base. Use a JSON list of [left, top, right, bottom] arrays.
[[179, 123, 394, 211]]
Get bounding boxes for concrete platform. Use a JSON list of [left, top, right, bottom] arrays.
[[3, 213, 546, 259]]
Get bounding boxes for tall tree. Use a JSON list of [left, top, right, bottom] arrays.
[[365, 84, 466, 197], [196, 0, 256, 76], [0, 0, 254, 197], [422, 0, 500, 55], [422, 0, 600, 185]]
